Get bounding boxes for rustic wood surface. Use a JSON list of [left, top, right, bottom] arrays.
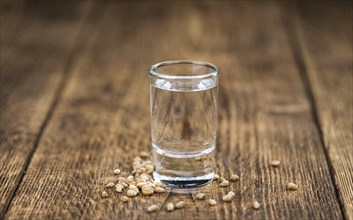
[[294, 2, 353, 218], [0, 1, 92, 217], [0, 1, 352, 220]]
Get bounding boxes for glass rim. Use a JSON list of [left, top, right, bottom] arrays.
[[148, 60, 219, 80]]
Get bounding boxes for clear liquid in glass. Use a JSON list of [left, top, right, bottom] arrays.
[[150, 78, 217, 187]]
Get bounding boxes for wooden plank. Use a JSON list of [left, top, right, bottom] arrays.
[[294, 1, 353, 219], [5, 1, 343, 219], [0, 1, 92, 217]]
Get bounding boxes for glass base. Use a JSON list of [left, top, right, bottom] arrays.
[[153, 172, 214, 188]]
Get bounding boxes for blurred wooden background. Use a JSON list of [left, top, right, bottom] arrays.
[[1, 1, 352, 219]]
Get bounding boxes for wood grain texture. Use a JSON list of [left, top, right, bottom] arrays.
[[2, 1, 347, 219], [0, 1, 92, 218], [294, 1, 353, 219]]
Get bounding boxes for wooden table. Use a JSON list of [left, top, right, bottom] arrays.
[[1, 1, 352, 219]]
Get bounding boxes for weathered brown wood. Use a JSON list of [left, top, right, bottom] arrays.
[[0, 1, 92, 218], [3, 1, 345, 219], [293, 1, 353, 219]]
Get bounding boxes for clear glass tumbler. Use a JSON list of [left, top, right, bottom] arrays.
[[148, 60, 219, 188]]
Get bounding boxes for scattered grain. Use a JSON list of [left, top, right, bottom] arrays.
[[127, 189, 138, 197], [120, 182, 128, 188], [253, 201, 260, 210], [139, 174, 150, 181], [147, 204, 158, 213], [222, 194, 234, 202], [230, 174, 239, 182], [139, 151, 150, 158], [101, 191, 108, 198], [270, 160, 281, 167], [127, 175, 135, 183], [142, 187, 154, 196], [166, 203, 174, 212], [137, 182, 147, 188], [213, 174, 219, 180], [155, 187, 166, 193], [155, 182, 165, 188], [195, 193, 206, 200], [121, 196, 129, 202], [115, 184, 124, 193], [175, 201, 185, 209], [287, 182, 298, 190], [145, 165, 154, 174], [114, 169, 121, 175], [220, 180, 230, 187], [142, 183, 155, 189], [208, 199, 217, 206], [106, 182, 115, 188], [128, 185, 139, 192]]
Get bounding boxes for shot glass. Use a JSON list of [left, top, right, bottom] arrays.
[[148, 60, 219, 188]]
